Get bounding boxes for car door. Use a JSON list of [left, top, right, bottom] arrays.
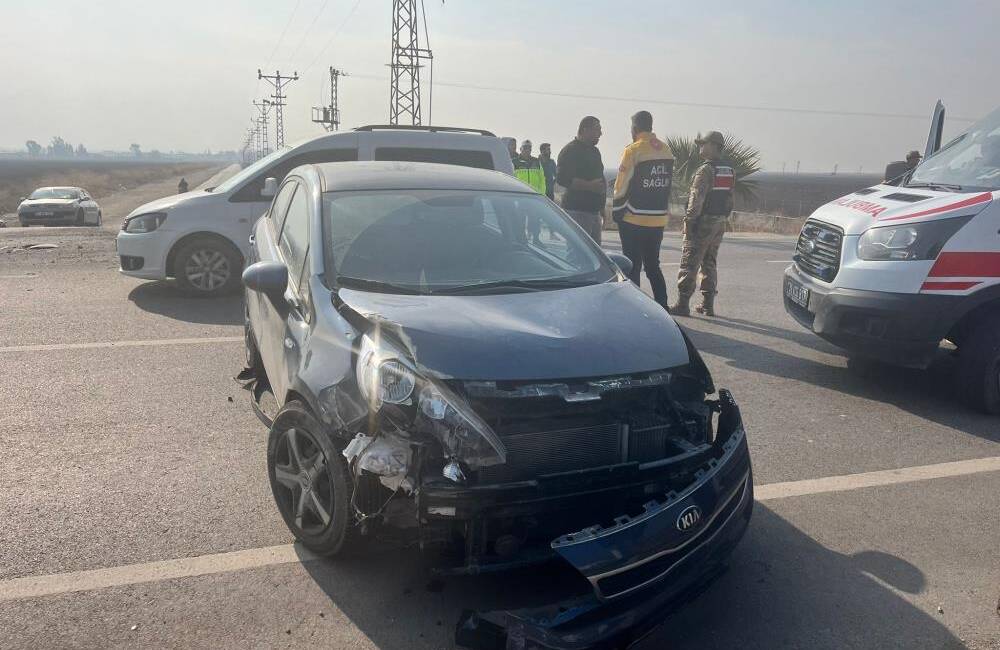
[[229, 145, 358, 262], [80, 192, 98, 223], [259, 177, 313, 403], [249, 179, 299, 361]]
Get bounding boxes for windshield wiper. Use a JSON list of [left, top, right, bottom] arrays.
[[336, 276, 423, 295], [905, 182, 964, 192], [431, 277, 593, 295]]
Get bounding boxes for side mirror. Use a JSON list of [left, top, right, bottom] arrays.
[[261, 177, 278, 199], [19, 196, 26, 202], [606, 252, 633, 277], [242, 261, 288, 303]]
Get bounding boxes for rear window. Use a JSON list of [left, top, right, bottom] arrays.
[[374, 147, 495, 170]]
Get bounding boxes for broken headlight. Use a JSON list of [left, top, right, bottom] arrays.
[[354, 332, 506, 472]]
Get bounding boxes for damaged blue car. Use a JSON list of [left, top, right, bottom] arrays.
[[241, 161, 753, 649]]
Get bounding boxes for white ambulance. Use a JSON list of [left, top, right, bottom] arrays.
[[783, 102, 1000, 413]]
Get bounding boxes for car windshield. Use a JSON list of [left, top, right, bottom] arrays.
[[29, 188, 79, 200], [323, 189, 615, 294], [908, 106, 1000, 191], [212, 148, 287, 194]]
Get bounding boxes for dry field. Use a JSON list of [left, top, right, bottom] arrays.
[[0, 159, 216, 215]]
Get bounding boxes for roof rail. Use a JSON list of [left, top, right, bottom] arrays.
[[354, 124, 496, 137]]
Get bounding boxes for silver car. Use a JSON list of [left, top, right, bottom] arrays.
[[17, 187, 102, 227]]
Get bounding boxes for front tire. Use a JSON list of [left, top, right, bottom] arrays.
[[173, 238, 241, 296], [958, 312, 1000, 414], [92, 210, 102, 227], [268, 401, 357, 556]]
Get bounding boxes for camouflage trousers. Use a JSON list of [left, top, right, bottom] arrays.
[[677, 216, 727, 298]]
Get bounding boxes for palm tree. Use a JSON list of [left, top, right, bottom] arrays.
[[666, 133, 761, 203]]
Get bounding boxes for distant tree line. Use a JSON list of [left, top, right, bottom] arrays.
[[20, 137, 237, 162]]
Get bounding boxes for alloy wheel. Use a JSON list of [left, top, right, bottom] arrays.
[[183, 249, 231, 292], [272, 428, 334, 534]]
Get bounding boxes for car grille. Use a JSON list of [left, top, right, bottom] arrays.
[[478, 424, 623, 483], [476, 422, 685, 484], [794, 220, 843, 282]]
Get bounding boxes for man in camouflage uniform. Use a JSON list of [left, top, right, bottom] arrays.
[[669, 131, 734, 317]]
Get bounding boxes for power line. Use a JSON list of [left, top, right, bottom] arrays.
[[350, 72, 977, 123], [303, 0, 365, 73], [263, 0, 304, 68], [285, 0, 334, 66]]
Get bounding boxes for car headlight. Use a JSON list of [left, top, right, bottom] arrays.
[[857, 216, 972, 261], [353, 332, 506, 472], [123, 212, 167, 233]]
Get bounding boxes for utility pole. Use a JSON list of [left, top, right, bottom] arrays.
[[312, 67, 347, 131], [388, 0, 433, 125], [253, 99, 272, 158], [258, 69, 299, 149]]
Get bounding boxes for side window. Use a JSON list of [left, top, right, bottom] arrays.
[[279, 186, 310, 290], [232, 149, 358, 203], [269, 181, 298, 236], [374, 147, 494, 170]]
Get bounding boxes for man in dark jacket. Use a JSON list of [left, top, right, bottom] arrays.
[[557, 116, 606, 244]]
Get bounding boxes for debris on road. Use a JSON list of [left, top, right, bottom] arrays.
[[937, 606, 944, 614], [26, 243, 59, 250], [130, 624, 139, 631], [0, 219, 6, 228]]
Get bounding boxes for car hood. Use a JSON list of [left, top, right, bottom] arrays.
[[337, 282, 690, 381], [124, 189, 215, 218], [20, 198, 77, 208], [808, 185, 995, 235]]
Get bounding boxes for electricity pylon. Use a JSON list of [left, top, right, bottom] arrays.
[[258, 69, 299, 149], [388, 0, 433, 125]]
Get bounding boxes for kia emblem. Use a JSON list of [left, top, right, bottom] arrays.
[[676, 505, 702, 532]]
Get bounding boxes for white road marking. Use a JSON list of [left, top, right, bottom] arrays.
[[0, 336, 242, 354], [0, 274, 39, 279], [1, 456, 997, 602], [755, 456, 1000, 500], [766, 260, 792, 263]]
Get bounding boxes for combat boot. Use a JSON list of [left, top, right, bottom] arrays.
[[695, 293, 716, 317], [668, 294, 691, 316]]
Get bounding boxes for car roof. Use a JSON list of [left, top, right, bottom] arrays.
[[312, 161, 533, 193]]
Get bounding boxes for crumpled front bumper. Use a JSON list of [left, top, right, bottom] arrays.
[[456, 393, 754, 650]]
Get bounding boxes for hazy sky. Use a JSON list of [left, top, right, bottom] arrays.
[[3, 0, 998, 172]]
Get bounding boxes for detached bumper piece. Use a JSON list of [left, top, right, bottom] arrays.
[[455, 392, 753, 650]]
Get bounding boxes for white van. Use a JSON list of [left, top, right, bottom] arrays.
[[116, 125, 514, 296], [783, 103, 1000, 413]]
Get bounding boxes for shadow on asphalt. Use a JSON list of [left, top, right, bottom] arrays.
[[683, 325, 999, 443], [296, 506, 958, 650], [127, 281, 242, 326]]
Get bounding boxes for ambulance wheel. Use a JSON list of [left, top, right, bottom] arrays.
[[958, 312, 1000, 415]]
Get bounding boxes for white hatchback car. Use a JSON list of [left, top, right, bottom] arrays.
[[116, 126, 515, 295]]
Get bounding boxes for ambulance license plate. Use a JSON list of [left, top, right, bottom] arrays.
[[784, 277, 810, 309]]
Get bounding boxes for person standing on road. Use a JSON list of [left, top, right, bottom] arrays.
[[612, 111, 674, 309], [515, 140, 547, 243], [177, 177, 189, 194], [539, 142, 557, 200], [557, 116, 607, 244], [670, 131, 734, 317], [514, 140, 547, 195]]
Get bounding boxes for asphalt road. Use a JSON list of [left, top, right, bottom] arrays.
[[0, 176, 997, 649]]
